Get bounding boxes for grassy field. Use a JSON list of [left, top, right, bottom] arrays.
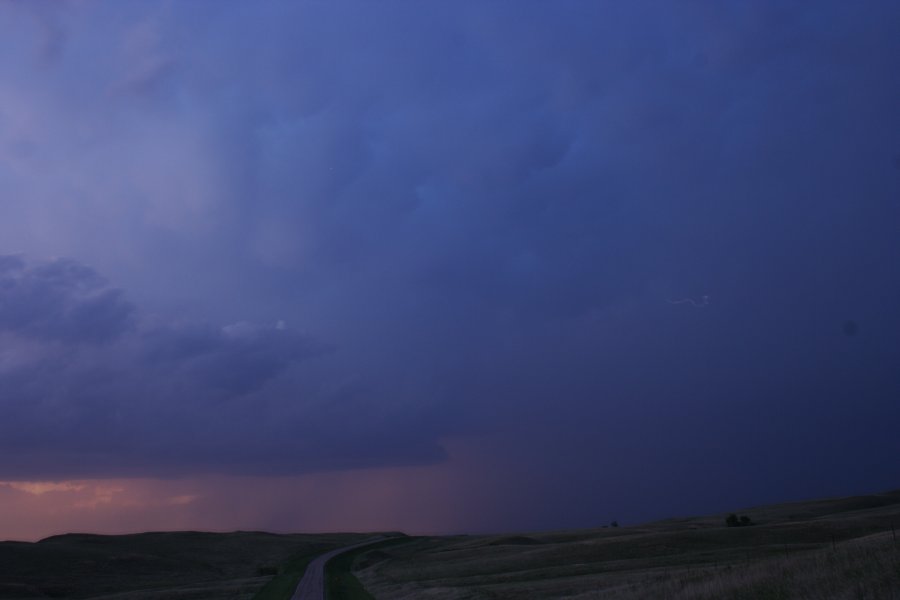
[[0, 531, 372, 599], [355, 490, 900, 599]]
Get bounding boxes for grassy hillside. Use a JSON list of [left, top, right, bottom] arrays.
[[0, 531, 371, 600], [355, 490, 900, 599]]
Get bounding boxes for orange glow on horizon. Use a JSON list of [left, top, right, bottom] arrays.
[[0, 438, 507, 542]]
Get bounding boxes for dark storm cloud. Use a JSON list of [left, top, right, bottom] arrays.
[[0, 255, 134, 344], [141, 322, 320, 395], [0, 0, 899, 527], [0, 256, 442, 479]]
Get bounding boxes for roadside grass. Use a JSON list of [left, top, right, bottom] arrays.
[[326, 550, 374, 600], [250, 548, 321, 600], [326, 537, 413, 600]]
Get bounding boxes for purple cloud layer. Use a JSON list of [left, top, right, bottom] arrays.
[[0, 1, 899, 528], [0, 255, 444, 479]]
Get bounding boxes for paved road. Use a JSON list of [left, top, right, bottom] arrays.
[[290, 537, 389, 600]]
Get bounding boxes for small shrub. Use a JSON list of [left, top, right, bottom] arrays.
[[726, 513, 754, 527]]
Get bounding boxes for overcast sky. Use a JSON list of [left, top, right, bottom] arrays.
[[1, 0, 899, 540]]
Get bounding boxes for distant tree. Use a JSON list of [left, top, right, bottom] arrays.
[[726, 513, 753, 527], [610, 520, 619, 528]]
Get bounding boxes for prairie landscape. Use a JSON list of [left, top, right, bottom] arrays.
[[355, 490, 900, 600], [1, 3, 899, 600], [1, 490, 898, 599]]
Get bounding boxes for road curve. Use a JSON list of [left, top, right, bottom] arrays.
[[290, 537, 389, 600]]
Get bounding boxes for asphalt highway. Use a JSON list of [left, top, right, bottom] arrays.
[[290, 537, 389, 600]]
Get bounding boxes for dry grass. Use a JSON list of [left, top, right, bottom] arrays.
[[589, 532, 899, 600], [355, 490, 900, 599]]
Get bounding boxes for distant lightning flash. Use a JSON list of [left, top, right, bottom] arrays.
[[667, 295, 709, 308]]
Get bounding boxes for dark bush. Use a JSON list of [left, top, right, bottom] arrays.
[[726, 513, 753, 527]]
